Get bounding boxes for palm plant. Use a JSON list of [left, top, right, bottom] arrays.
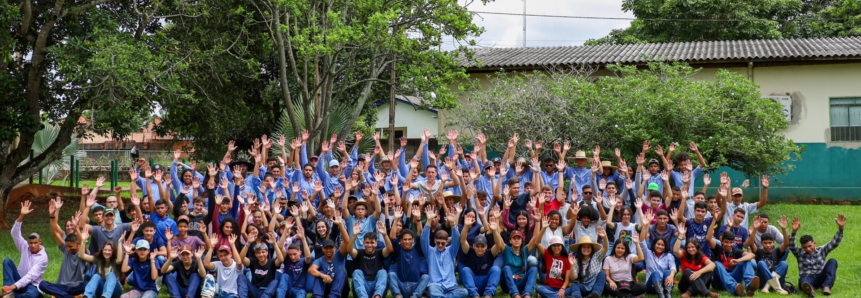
[[271, 100, 375, 161], [20, 121, 86, 185]]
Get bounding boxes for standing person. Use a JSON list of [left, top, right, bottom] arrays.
[[238, 231, 284, 298], [567, 228, 610, 298], [388, 206, 430, 298], [2, 201, 47, 298], [201, 235, 243, 298], [77, 230, 124, 298], [39, 198, 89, 298], [724, 175, 770, 228], [162, 245, 207, 298], [347, 220, 393, 298], [706, 230, 759, 296], [459, 215, 503, 298], [602, 229, 646, 298], [308, 214, 351, 298], [788, 215, 844, 297], [120, 240, 161, 298], [639, 212, 676, 298], [421, 206, 468, 298], [743, 215, 790, 295], [674, 222, 719, 298]]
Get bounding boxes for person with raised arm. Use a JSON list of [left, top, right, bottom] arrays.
[[276, 219, 313, 298], [38, 197, 88, 298], [422, 205, 468, 298], [788, 214, 844, 297], [162, 245, 207, 298], [638, 212, 676, 298], [347, 219, 393, 298], [202, 234, 243, 298], [744, 215, 790, 295], [566, 225, 609, 298], [674, 221, 719, 298], [458, 214, 502, 298], [2, 201, 48, 298], [120, 238, 161, 298], [77, 228, 124, 298], [308, 211, 351, 298], [602, 222, 646, 298], [238, 230, 284, 298], [678, 179, 726, 259]]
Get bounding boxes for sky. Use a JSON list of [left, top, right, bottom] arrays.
[[439, 0, 635, 50]]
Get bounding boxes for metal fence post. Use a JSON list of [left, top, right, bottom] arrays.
[[70, 155, 75, 187], [76, 159, 80, 188]]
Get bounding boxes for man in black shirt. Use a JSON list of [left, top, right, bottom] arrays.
[[348, 220, 393, 298], [744, 215, 790, 295], [458, 214, 503, 298], [708, 231, 759, 296], [162, 244, 207, 298], [239, 232, 285, 298]]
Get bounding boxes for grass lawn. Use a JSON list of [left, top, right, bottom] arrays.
[[1, 197, 859, 298]]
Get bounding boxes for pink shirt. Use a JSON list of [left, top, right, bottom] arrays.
[[11, 221, 48, 289]]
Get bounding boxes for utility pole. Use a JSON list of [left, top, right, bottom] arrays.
[[388, 54, 397, 154], [523, 0, 526, 47]]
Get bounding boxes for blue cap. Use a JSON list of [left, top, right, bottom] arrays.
[[329, 160, 340, 167], [135, 239, 150, 250], [474, 234, 487, 246]]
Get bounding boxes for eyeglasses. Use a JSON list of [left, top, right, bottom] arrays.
[[435, 241, 447, 246], [583, 192, 593, 195]]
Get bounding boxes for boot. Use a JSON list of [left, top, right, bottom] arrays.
[[652, 281, 665, 298], [769, 272, 789, 295], [664, 282, 674, 298], [761, 278, 771, 293]]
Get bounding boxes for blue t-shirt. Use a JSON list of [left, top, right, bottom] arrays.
[[282, 258, 307, 289], [312, 252, 346, 280], [686, 217, 715, 258], [717, 225, 749, 250], [392, 239, 424, 283], [128, 256, 160, 292]]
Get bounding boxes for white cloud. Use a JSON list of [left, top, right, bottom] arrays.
[[442, 0, 634, 50]]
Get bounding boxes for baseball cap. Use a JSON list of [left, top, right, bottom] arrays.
[[484, 164, 493, 170], [329, 160, 340, 167], [549, 236, 564, 246], [180, 244, 193, 254], [152, 164, 164, 172], [491, 157, 502, 163], [357, 154, 367, 161], [103, 208, 117, 216], [217, 245, 231, 252], [509, 230, 524, 240], [647, 183, 660, 191], [648, 159, 659, 166], [321, 239, 336, 248], [731, 188, 743, 196], [474, 234, 487, 246], [135, 239, 150, 250], [309, 155, 319, 161], [464, 153, 472, 158], [176, 215, 190, 224]]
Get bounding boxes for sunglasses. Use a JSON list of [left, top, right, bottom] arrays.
[[545, 164, 554, 167], [435, 241, 447, 246], [583, 192, 593, 195]]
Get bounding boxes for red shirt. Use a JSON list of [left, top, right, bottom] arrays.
[[543, 199, 562, 215], [680, 251, 708, 273], [542, 248, 570, 288]]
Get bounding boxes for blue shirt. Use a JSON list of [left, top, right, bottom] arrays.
[[639, 240, 675, 282], [717, 225, 749, 250], [170, 161, 204, 202], [347, 216, 377, 250], [686, 217, 715, 258], [422, 223, 460, 288], [128, 256, 160, 292], [565, 166, 592, 198], [312, 252, 346, 280], [132, 236, 166, 253], [282, 258, 307, 289], [670, 166, 703, 195], [392, 239, 425, 283], [148, 213, 178, 245]]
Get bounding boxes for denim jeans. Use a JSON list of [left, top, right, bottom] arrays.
[[202, 274, 239, 298], [276, 273, 307, 298], [569, 271, 606, 297], [502, 266, 537, 297], [712, 261, 754, 295], [165, 272, 201, 298], [2, 258, 41, 298], [798, 258, 838, 289], [535, 285, 575, 298], [755, 260, 788, 288], [351, 270, 387, 298], [678, 269, 712, 296], [83, 272, 123, 298], [238, 273, 279, 298], [38, 277, 89, 298], [427, 284, 467, 298], [459, 266, 501, 297], [645, 269, 673, 294], [387, 272, 429, 298]]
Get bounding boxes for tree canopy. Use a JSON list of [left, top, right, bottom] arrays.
[[452, 62, 803, 177]]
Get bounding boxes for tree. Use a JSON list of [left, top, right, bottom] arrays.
[[585, 0, 861, 45], [24, 121, 85, 185], [1, 0, 195, 228], [452, 62, 803, 177]]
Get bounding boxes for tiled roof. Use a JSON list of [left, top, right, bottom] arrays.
[[458, 37, 861, 69]]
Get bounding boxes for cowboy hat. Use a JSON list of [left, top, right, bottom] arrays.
[[566, 151, 588, 161], [229, 157, 255, 168], [569, 236, 602, 253], [349, 199, 375, 215], [510, 156, 528, 166], [442, 191, 460, 200], [600, 160, 617, 170]]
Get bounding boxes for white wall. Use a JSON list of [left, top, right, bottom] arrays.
[[375, 101, 440, 138]]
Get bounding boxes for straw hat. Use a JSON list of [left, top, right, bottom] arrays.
[[566, 151, 588, 161], [600, 160, 617, 170], [349, 199, 375, 215], [569, 236, 602, 253], [442, 191, 459, 200]]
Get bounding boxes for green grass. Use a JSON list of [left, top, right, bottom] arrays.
[[2, 197, 859, 297]]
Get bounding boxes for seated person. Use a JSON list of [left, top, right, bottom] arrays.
[[788, 214, 844, 297], [707, 230, 759, 296], [308, 215, 350, 298], [459, 215, 503, 298], [276, 228, 313, 298], [238, 231, 285, 298], [201, 235, 243, 298], [2, 201, 47, 298], [602, 225, 646, 298], [39, 199, 89, 298], [388, 206, 430, 298], [161, 245, 207, 298], [674, 222, 719, 298], [348, 221, 393, 298], [121, 240, 161, 298], [743, 215, 789, 295], [421, 206, 468, 298]]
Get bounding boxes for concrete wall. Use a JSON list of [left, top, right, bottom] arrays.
[[375, 101, 440, 138]]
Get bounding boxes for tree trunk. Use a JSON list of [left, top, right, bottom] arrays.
[[273, 9, 303, 138], [0, 187, 10, 230]]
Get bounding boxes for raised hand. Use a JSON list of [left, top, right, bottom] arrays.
[[703, 173, 711, 186], [655, 145, 663, 156], [642, 211, 654, 226], [130, 193, 141, 206], [411, 205, 421, 218], [174, 149, 182, 161], [597, 226, 606, 239], [642, 171, 651, 181], [778, 215, 788, 230], [720, 171, 729, 185], [20, 200, 34, 216], [394, 206, 404, 219], [836, 214, 846, 229], [689, 142, 699, 153], [352, 221, 362, 235], [165, 229, 174, 242], [761, 175, 770, 188], [194, 247, 206, 259], [677, 222, 686, 235]]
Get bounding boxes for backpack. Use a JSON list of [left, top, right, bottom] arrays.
[[784, 282, 798, 294]]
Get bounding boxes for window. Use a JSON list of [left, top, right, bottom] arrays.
[[830, 97, 861, 141]]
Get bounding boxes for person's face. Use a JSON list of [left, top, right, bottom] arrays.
[[322, 246, 335, 258], [426, 168, 437, 179], [394, 221, 403, 234], [217, 250, 232, 263], [253, 212, 264, 225], [467, 243, 485, 256], [310, 158, 318, 167], [759, 218, 770, 230], [444, 196, 455, 207], [143, 227, 155, 240], [672, 190, 680, 201], [761, 240, 775, 253], [320, 203, 332, 216], [602, 167, 612, 176], [493, 162, 501, 171], [220, 200, 231, 212], [141, 200, 151, 211], [510, 184, 521, 195], [103, 213, 116, 225], [65, 220, 76, 235], [156, 204, 167, 217], [223, 222, 233, 235], [524, 184, 533, 194], [102, 244, 114, 259], [648, 164, 660, 174], [615, 199, 623, 210], [542, 189, 553, 200], [694, 194, 705, 202], [579, 244, 592, 256], [265, 175, 274, 184], [316, 222, 328, 236], [106, 196, 118, 208], [329, 165, 339, 176], [477, 196, 488, 207], [582, 189, 593, 200], [621, 210, 632, 223], [707, 199, 718, 210], [580, 216, 592, 227], [575, 159, 586, 167], [267, 160, 277, 168], [657, 214, 668, 226], [303, 166, 314, 178], [516, 215, 528, 228], [654, 240, 666, 254], [288, 248, 302, 262], [721, 238, 734, 252], [382, 161, 391, 170], [686, 242, 698, 255], [363, 238, 377, 253], [802, 241, 816, 255], [194, 201, 205, 213], [434, 238, 447, 251], [549, 214, 560, 229], [180, 200, 189, 213], [400, 234, 414, 250], [510, 236, 523, 247], [606, 184, 617, 195], [350, 169, 360, 180], [135, 248, 149, 258], [129, 209, 138, 218], [93, 211, 103, 224], [180, 251, 192, 263], [248, 227, 259, 239], [732, 212, 744, 225], [614, 243, 626, 257], [544, 162, 555, 173], [694, 207, 707, 221], [255, 249, 269, 262], [178, 222, 189, 236], [650, 196, 661, 207], [354, 205, 366, 217], [182, 171, 193, 184], [732, 194, 743, 204], [238, 164, 248, 173], [65, 240, 80, 254]]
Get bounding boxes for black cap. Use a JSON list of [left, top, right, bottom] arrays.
[[648, 159, 659, 166], [321, 239, 336, 248], [491, 157, 502, 163], [152, 164, 164, 171], [357, 154, 367, 161]]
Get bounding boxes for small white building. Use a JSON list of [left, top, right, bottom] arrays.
[[374, 95, 440, 139]]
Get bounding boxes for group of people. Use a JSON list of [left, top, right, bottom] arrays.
[[2, 129, 846, 298]]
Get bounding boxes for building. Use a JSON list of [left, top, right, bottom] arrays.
[[442, 37, 861, 201], [78, 116, 191, 160], [374, 95, 440, 139]]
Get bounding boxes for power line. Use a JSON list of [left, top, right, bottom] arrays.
[[471, 11, 851, 22]]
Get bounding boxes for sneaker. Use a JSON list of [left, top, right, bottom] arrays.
[[588, 293, 600, 298], [746, 277, 760, 296], [709, 293, 721, 298], [735, 284, 744, 296], [681, 290, 693, 298], [800, 282, 814, 298]]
